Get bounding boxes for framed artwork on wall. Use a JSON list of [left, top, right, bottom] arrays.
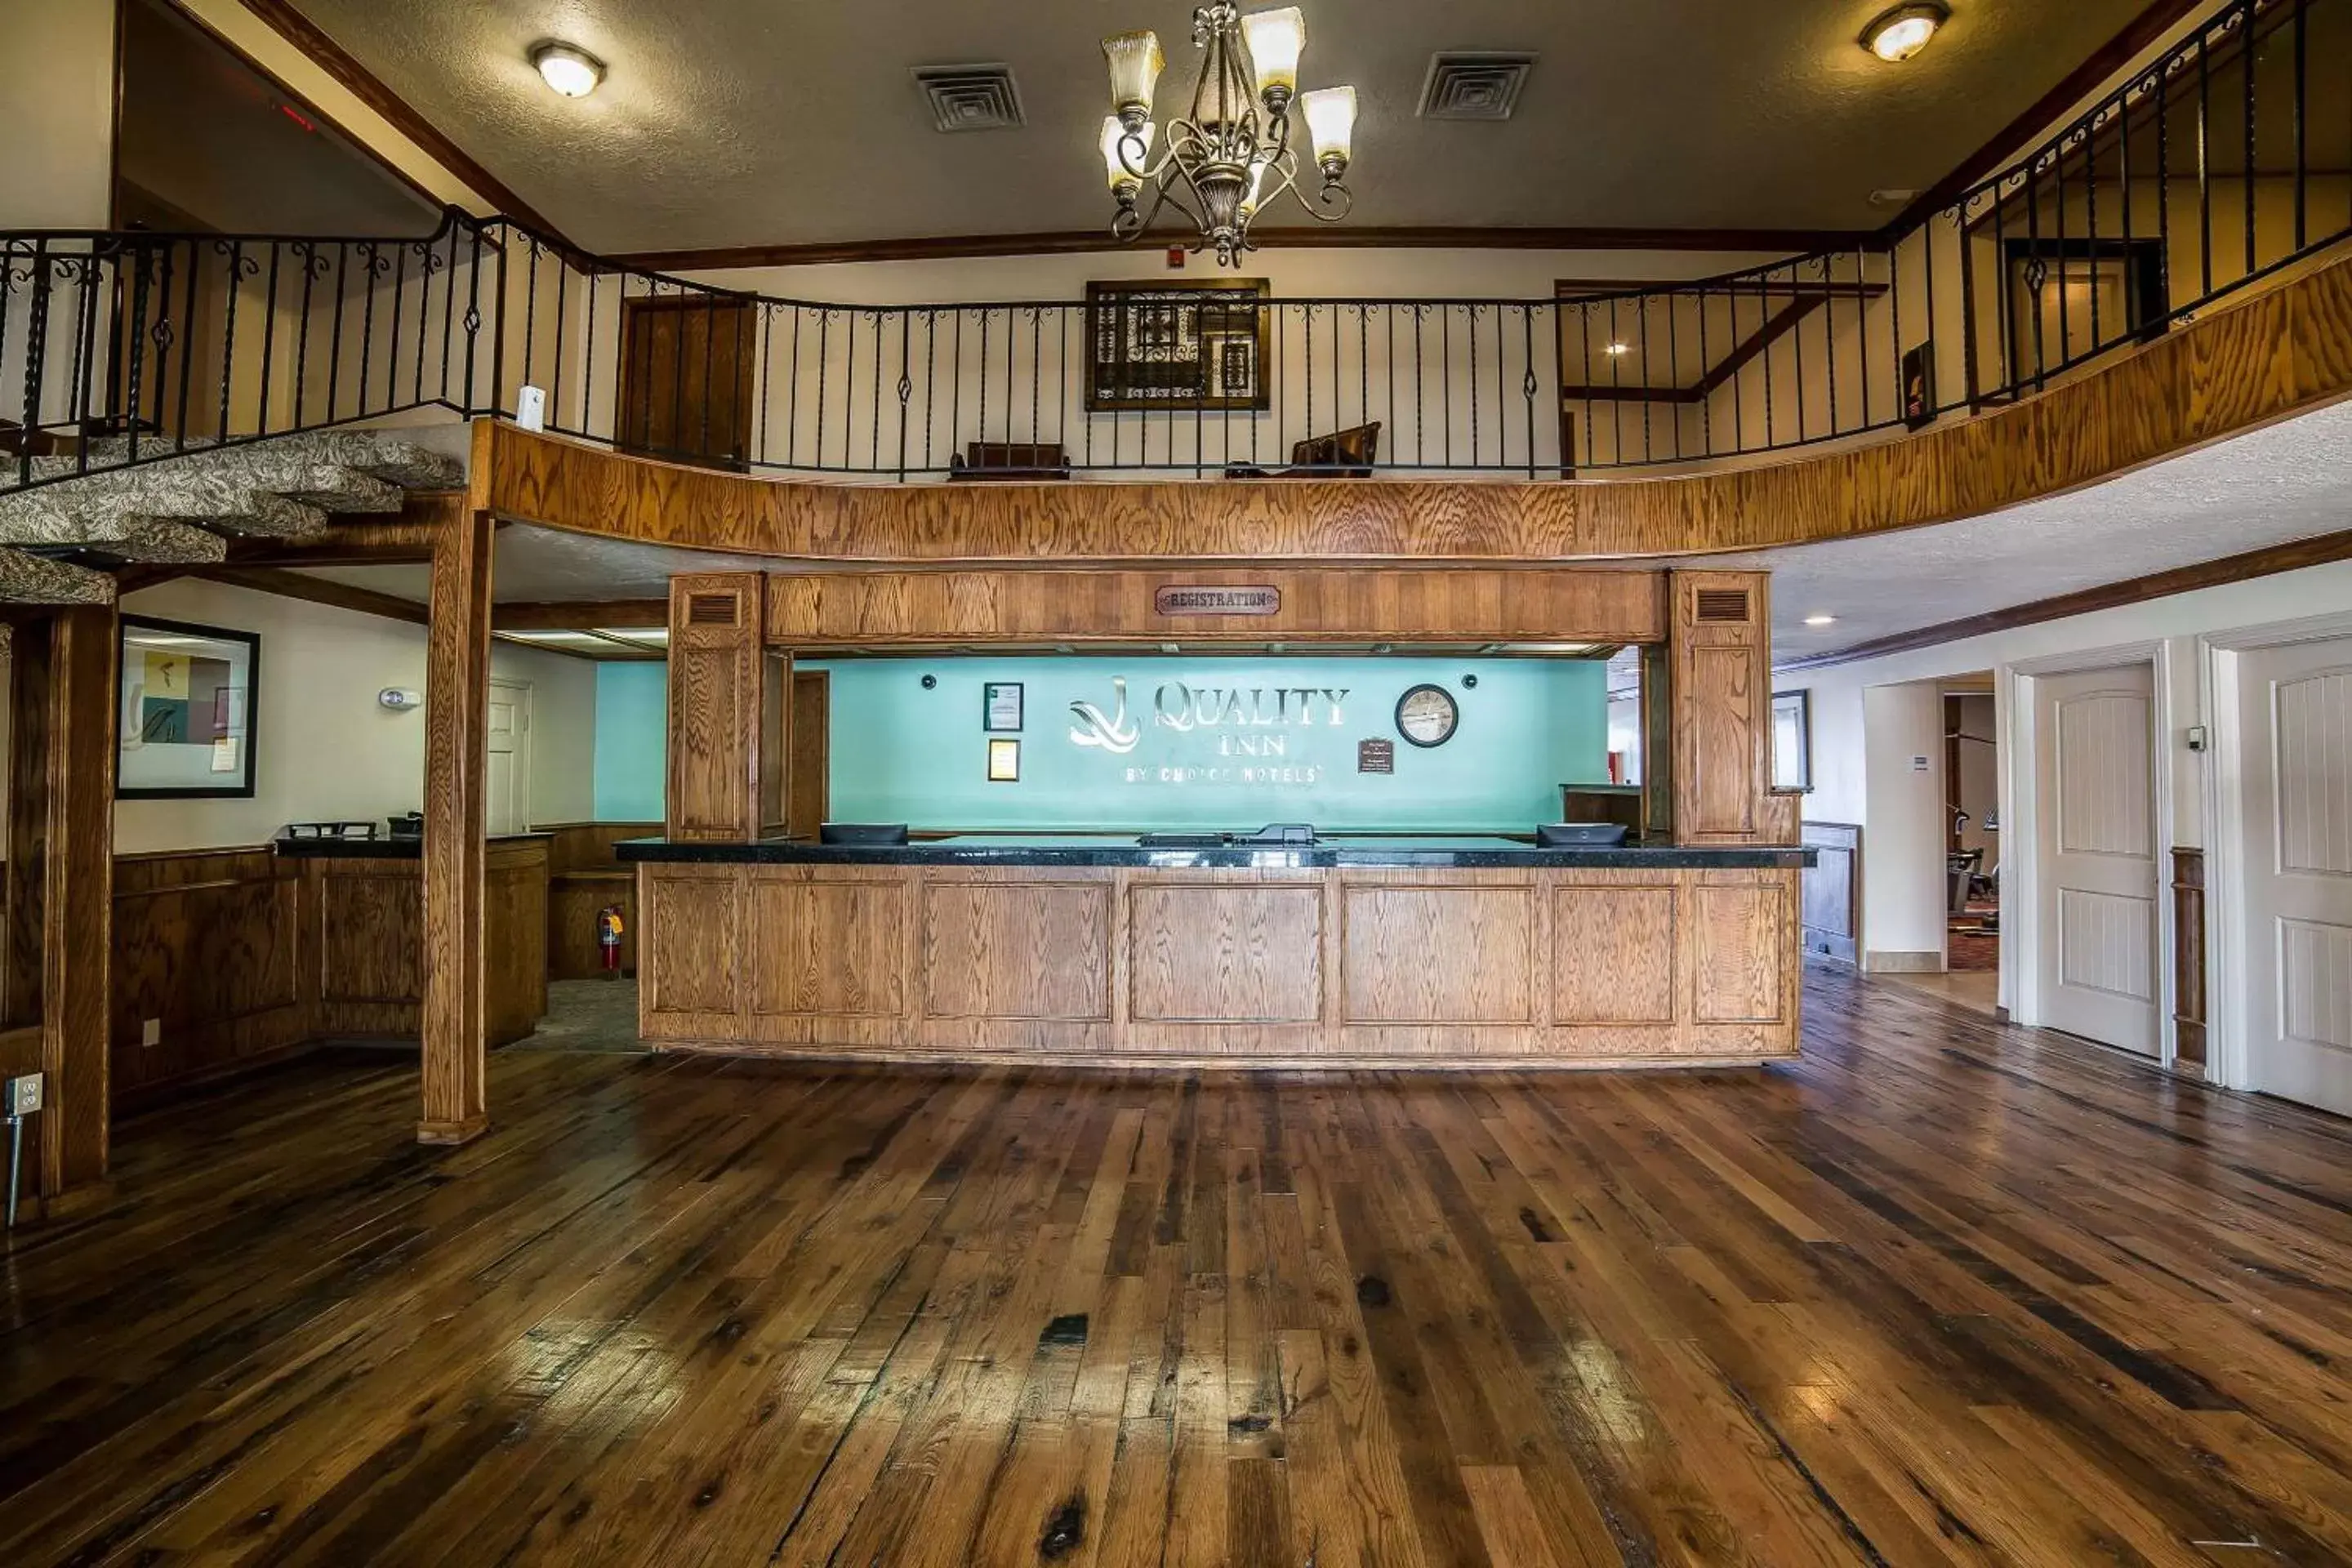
[[1085, 278, 1271, 412], [118, 616, 261, 799], [987, 737, 1022, 782]]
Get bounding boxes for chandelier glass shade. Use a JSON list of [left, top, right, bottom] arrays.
[[1098, 4, 1356, 265]]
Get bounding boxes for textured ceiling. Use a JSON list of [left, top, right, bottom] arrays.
[[278, 0, 2151, 252], [295, 399, 2352, 663]]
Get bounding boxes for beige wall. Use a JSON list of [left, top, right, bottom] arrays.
[[113, 578, 597, 854], [1, 0, 114, 229]]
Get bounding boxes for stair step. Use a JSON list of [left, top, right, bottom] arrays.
[[0, 483, 326, 545], [0, 548, 116, 606]]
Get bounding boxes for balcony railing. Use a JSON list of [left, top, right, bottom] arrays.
[[2, 0, 2344, 492]]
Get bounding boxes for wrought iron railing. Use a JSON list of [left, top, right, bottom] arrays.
[[1, 0, 2342, 492]]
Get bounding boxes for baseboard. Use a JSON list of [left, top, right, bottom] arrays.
[[1865, 950, 1945, 973]]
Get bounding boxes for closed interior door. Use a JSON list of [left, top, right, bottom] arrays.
[[2035, 663, 2158, 1054], [2239, 637, 2352, 1116], [618, 297, 755, 470], [486, 679, 532, 838]]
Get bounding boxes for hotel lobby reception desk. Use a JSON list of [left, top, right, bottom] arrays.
[[621, 840, 1811, 1069]]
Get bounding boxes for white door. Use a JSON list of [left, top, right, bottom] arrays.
[[2239, 637, 2352, 1116], [2035, 663, 2159, 1054], [486, 679, 532, 836]]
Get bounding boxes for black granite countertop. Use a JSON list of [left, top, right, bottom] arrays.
[[273, 831, 552, 859], [615, 835, 1814, 870]]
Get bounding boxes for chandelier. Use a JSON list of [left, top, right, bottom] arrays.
[[1098, 5, 1357, 266]]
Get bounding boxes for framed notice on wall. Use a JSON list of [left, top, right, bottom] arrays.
[[1085, 279, 1270, 412], [118, 616, 261, 799], [983, 681, 1024, 733]]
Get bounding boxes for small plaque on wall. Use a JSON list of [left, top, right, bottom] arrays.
[[1357, 737, 1396, 774], [1154, 585, 1281, 617], [983, 680, 1024, 732]]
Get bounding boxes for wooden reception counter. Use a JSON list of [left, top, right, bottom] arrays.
[[621, 837, 1809, 1069]]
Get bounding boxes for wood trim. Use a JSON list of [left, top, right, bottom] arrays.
[[611, 225, 1864, 274], [1882, 0, 2210, 237], [2171, 846, 2207, 1079], [492, 599, 668, 630], [420, 506, 492, 1145], [761, 568, 1668, 646], [1778, 530, 2352, 671], [475, 240, 2352, 564], [197, 565, 429, 626], [223, 0, 567, 240]]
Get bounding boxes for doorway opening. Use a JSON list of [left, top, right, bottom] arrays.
[[1944, 677, 2001, 996]]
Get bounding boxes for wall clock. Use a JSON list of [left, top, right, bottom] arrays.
[[1395, 683, 1459, 748]]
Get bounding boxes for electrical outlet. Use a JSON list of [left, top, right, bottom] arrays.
[[6, 1074, 42, 1116], [142, 1018, 162, 1049]]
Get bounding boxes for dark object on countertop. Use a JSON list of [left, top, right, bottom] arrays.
[[387, 812, 424, 840], [1538, 822, 1628, 848], [1138, 822, 1318, 849], [820, 822, 911, 846], [283, 820, 376, 840]]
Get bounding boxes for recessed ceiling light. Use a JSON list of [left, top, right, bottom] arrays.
[[531, 41, 605, 99], [1804, 613, 1838, 626], [1860, 3, 1948, 63], [1604, 341, 1633, 356]]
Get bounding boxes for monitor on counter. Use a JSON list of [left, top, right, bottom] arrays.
[[819, 822, 911, 846]]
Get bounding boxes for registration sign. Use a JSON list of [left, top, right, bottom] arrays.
[[1153, 585, 1281, 617]]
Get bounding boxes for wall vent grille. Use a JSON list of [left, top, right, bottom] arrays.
[[913, 65, 1026, 133], [1694, 590, 1751, 623], [686, 592, 740, 627], [1417, 52, 1537, 122]]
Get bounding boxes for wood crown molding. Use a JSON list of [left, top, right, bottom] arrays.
[[1775, 529, 2352, 671], [225, 0, 569, 241], [610, 225, 1870, 274]]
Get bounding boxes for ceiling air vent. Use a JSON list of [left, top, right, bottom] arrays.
[[1695, 589, 1752, 623], [1418, 51, 1537, 122], [913, 65, 1025, 133], [685, 592, 740, 627]]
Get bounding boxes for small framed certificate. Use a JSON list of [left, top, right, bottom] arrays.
[[987, 737, 1022, 782], [983, 680, 1025, 732]]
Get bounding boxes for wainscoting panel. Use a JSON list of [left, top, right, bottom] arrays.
[[1800, 822, 1861, 966]]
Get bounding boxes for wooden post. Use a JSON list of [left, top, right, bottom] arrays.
[[665, 572, 776, 842], [419, 507, 494, 1145], [3, 607, 118, 1199], [1668, 569, 1779, 847]]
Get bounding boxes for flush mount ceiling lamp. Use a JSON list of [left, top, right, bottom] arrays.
[[531, 40, 605, 99], [1860, 2, 1949, 63], [1098, 5, 1357, 267]]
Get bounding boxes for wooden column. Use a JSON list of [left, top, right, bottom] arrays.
[[420, 508, 494, 1145], [4, 607, 118, 1197], [1668, 569, 1778, 847], [666, 572, 786, 842]]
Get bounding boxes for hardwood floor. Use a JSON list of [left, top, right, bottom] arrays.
[[5, 967, 2352, 1566]]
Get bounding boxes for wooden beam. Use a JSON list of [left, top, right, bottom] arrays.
[[419, 507, 493, 1146], [195, 566, 429, 626], [1777, 529, 2352, 671], [224, 0, 568, 240], [492, 599, 668, 630]]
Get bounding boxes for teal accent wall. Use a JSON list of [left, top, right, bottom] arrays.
[[593, 662, 666, 822], [808, 656, 1609, 831]]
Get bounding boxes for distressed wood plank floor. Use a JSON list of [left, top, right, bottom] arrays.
[[5, 964, 2352, 1566]]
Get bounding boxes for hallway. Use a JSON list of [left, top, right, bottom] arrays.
[[2, 966, 2349, 1566]]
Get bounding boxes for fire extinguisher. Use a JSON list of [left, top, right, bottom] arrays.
[[597, 904, 625, 979]]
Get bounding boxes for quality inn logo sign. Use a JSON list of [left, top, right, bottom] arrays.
[[1070, 677, 1350, 759]]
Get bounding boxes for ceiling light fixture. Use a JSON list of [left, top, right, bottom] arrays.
[[1099, 5, 1357, 266], [1803, 614, 1838, 626], [531, 41, 605, 99], [1860, 3, 1948, 63], [1604, 341, 1633, 356]]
